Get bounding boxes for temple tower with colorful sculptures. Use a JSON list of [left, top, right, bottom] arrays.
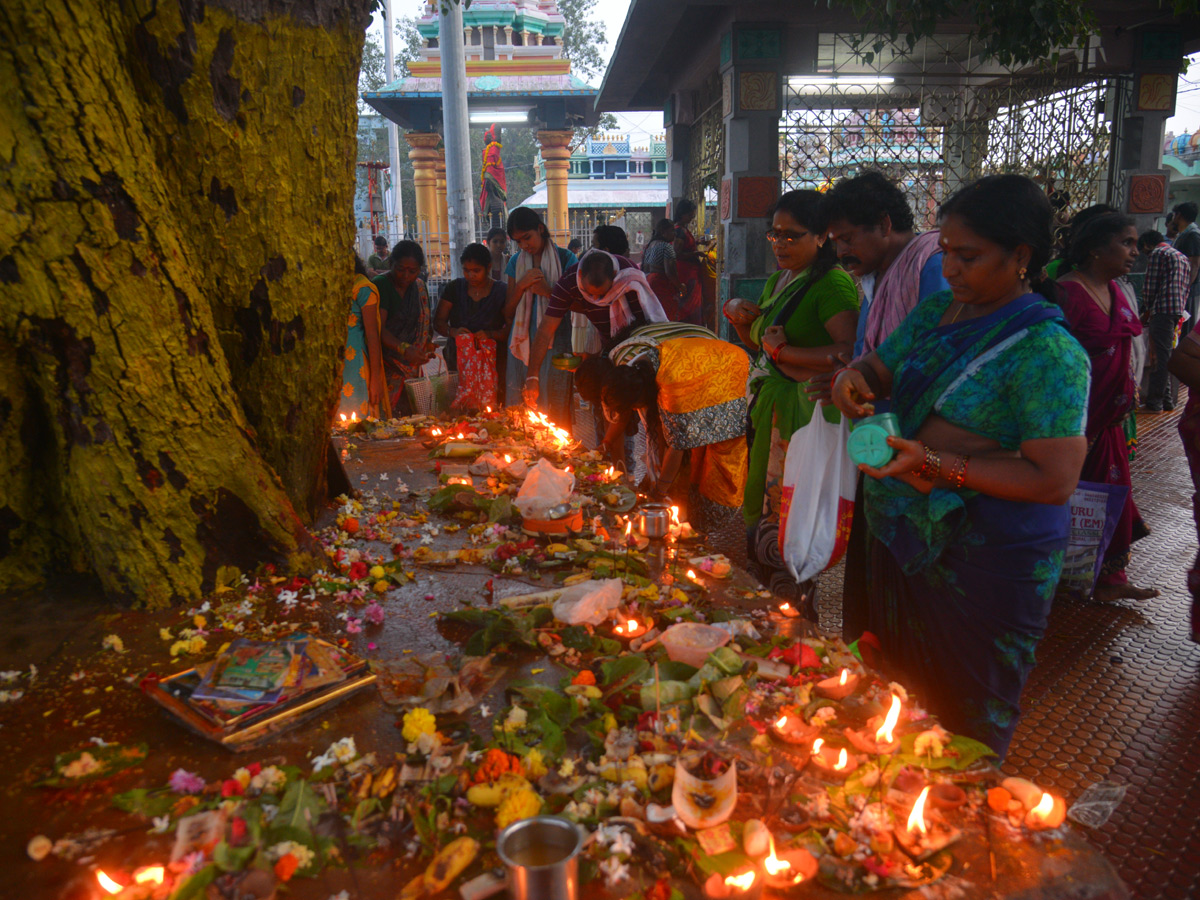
[[362, 0, 599, 252]]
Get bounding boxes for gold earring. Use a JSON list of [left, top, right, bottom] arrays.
[[1019, 266, 1028, 280]]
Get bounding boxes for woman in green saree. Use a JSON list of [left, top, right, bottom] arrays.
[[723, 190, 859, 607]]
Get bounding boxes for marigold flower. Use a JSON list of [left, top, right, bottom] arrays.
[[495, 788, 543, 829], [402, 707, 437, 743]]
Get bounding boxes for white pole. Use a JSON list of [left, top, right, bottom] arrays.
[[383, 0, 405, 239], [439, 0, 474, 279]]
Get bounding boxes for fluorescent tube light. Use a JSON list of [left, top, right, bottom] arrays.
[[469, 110, 530, 123]]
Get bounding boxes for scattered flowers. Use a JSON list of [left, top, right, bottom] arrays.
[[169, 769, 206, 794], [401, 707, 437, 743], [101, 634, 125, 653]]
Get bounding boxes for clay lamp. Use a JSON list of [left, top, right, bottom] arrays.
[[612, 615, 652, 641], [770, 710, 820, 746], [1024, 791, 1067, 831], [928, 782, 967, 811], [806, 738, 859, 781], [894, 786, 962, 861], [703, 869, 762, 900], [776, 601, 801, 618], [814, 667, 860, 701], [97, 865, 168, 899], [845, 693, 902, 754], [762, 834, 818, 891]]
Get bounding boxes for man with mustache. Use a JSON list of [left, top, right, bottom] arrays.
[[815, 171, 949, 644]]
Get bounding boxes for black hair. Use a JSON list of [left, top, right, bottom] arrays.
[[769, 189, 839, 282], [601, 358, 656, 416], [460, 242, 493, 269], [938, 174, 1056, 300], [486, 226, 507, 242], [354, 253, 368, 277], [593, 225, 630, 257], [575, 355, 615, 405], [506, 207, 550, 242], [1066, 212, 1135, 271], [674, 198, 697, 222], [390, 239, 425, 267], [1140, 230, 1164, 249], [373, 235, 388, 248], [579, 250, 616, 287], [654, 217, 674, 236], [567, 238, 583, 253], [823, 170, 915, 233], [1177, 202, 1199, 224]]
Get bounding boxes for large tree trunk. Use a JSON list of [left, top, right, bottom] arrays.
[[0, 0, 371, 606]]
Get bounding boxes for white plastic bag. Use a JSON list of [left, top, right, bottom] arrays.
[[779, 410, 856, 583], [420, 347, 448, 377], [552, 579, 623, 625], [515, 459, 575, 519]]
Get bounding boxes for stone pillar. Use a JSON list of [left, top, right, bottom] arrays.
[[435, 146, 449, 275], [405, 132, 441, 251], [1113, 31, 1185, 230], [504, 25, 513, 44], [538, 129, 574, 244], [717, 24, 783, 340]]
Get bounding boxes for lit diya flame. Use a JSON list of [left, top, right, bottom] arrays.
[[687, 569, 697, 580], [457, 432, 465, 439], [504, 454, 512, 463], [775, 713, 789, 730], [907, 785, 931, 836], [1031, 791, 1054, 822], [432, 427, 442, 436], [97, 870, 122, 894], [486, 406, 492, 413], [624, 521, 633, 540], [833, 748, 849, 771], [812, 738, 824, 754], [725, 870, 756, 890], [876, 694, 901, 745], [838, 668, 849, 686], [763, 835, 791, 878], [779, 602, 792, 613], [339, 413, 347, 422], [670, 505, 680, 524], [350, 412, 357, 422]]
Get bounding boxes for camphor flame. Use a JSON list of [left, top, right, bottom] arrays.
[[504, 454, 512, 463], [134, 866, 166, 885], [875, 693, 901, 745], [833, 748, 849, 771], [670, 505, 680, 524], [763, 835, 791, 877], [339, 413, 347, 422], [457, 432, 465, 439], [775, 714, 789, 729], [432, 427, 442, 436], [779, 602, 792, 613], [486, 406, 492, 413], [97, 870, 123, 894], [812, 738, 824, 754], [907, 785, 931, 835], [725, 870, 757, 890], [839, 668, 849, 686], [1031, 791, 1055, 822], [687, 569, 697, 580], [626, 619, 639, 632]]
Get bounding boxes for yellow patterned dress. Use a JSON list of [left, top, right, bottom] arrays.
[[339, 275, 381, 418], [655, 337, 750, 537]]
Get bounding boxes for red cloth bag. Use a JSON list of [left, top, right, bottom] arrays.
[[452, 333, 498, 411]]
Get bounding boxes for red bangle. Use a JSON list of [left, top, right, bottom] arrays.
[[769, 340, 786, 364], [832, 366, 853, 384]]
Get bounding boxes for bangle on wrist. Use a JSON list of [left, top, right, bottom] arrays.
[[769, 340, 787, 364], [914, 443, 941, 481], [950, 454, 970, 489], [525, 375, 539, 383]]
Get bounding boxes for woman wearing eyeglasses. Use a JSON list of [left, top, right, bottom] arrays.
[[723, 190, 859, 607]]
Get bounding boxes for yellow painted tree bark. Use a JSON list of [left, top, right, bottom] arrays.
[[0, 0, 372, 605]]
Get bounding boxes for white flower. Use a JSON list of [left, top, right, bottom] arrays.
[[101, 634, 125, 653], [0, 671, 21, 682], [89, 736, 111, 747], [250, 765, 287, 794], [28, 664, 37, 683], [411, 731, 438, 755], [0, 690, 24, 702], [609, 831, 635, 856], [150, 816, 171, 834], [812, 706, 837, 724], [61, 752, 100, 779], [584, 788, 606, 807], [478, 704, 491, 718], [503, 705, 527, 733], [558, 759, 576, 777], [599, 856, 630, 886], [420, 535, 434, 545], [593, 824, 621, 846], [269, 841, 315, 868], [330, 736, 358, 763], [379, 473, 390, 481]]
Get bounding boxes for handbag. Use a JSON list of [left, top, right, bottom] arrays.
[[451, 333, 498, 411]]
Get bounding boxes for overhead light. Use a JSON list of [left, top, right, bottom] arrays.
[[469, 110, 530, 123], [788, 75, 895, 87]]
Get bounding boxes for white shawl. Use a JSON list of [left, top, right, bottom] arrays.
[[574, 250, 669, 339], [508, 243, 564, 365]]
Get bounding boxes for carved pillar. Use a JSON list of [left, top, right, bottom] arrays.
[[435, 145, 449, 276], [405, 132, 441, 255], [538, 130, 574, 244], [504, 25, 513, 44]]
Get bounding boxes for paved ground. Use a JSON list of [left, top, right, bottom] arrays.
[[812, 406, 1200, 900]]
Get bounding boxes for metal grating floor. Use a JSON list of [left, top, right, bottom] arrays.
[[813, 406, 1200, 899]]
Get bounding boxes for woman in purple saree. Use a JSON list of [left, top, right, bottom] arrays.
[[1057, 213, 1159, 603]]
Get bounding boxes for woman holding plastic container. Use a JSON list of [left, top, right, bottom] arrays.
[[829, 174, 1090, 759], [722, 190, 858, 606]]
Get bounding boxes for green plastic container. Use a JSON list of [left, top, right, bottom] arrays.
[[847, 413, 901, 468]]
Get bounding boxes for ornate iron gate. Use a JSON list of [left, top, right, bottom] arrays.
[[780, 33, 1115, 229]]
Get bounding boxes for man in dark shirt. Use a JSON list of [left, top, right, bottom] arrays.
[[1171, 202, 1200, 338], [367, 235, 390, 276]]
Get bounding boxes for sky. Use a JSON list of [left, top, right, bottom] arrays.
[[371, 0, 664, 143]]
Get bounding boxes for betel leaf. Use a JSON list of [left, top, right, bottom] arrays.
[[169, 865, 217, 900], [599, 656, 649, 693], [893, 733, 996, 771], [212, 840, 257, 872], [558, 625, 594, 651], [272, 779, 325, 839], [111, 788, 176, 818]]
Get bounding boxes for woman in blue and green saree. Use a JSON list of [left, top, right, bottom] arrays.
[[831, 175, 1091, 759]]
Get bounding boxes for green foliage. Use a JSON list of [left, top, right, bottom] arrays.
[[111, 788, 176, 818], [169, 866, 217, 900], [833, 0, 1097, 68], [557, 0, 608, 82], [443, 607, 544, 654]]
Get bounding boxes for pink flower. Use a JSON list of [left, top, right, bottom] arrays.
[[169, 768, 206, 794], [364, 602, 385, 626], [346, 619, 363, 634]]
